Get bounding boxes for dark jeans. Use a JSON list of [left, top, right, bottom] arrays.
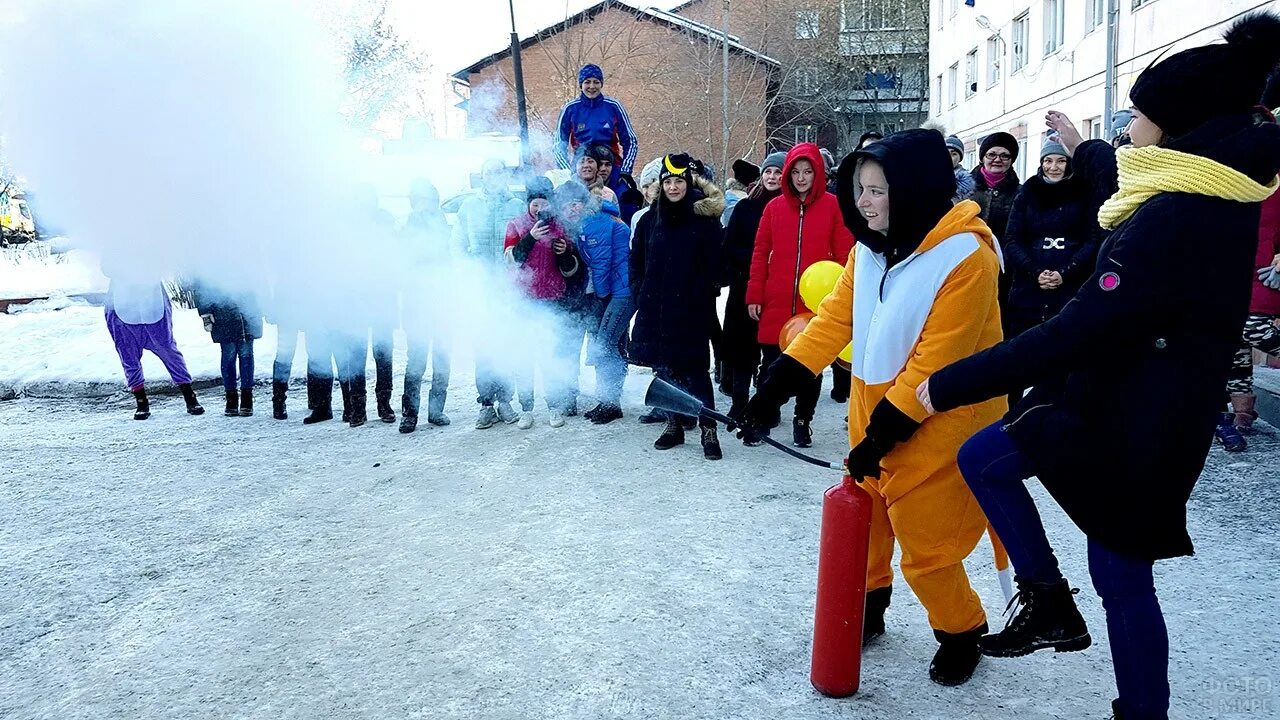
[[404, 334, 450, 417], [957, 422, 1170, 720], [760, 344, 820, 421], [273, 324, 301, 384], [219, 340, 254, 391], [591, 296, 634, 405], [371, 326, 394, 402]]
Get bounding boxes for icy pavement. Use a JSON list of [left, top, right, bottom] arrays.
[[1, 383, 1277, 720]]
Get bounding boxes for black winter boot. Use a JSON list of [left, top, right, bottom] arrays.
[[303, 377, 333, 425], [376, 391, 396, 424], [979, 576, 1092, 658], [178, 383, 204, 415], [271, 380, 288, 420], [929, 622, 988, 686], [793, 417, 813, 448], [863, 586, 892, 646], [700, 422, 722, 460], [339, 381, 352, 424], [348, 377, 367, 428], [654, 418, 685, 450], [224, 389, 239, 417], [239, 388, 254, 417], [399, 394, 419, 434], [639, 407, 668, 424], [1109, 699, 1124, 719], [590, 403, 623, 425], [132, 388, 150, 420]]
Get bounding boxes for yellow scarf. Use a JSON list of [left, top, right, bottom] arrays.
[[1097, 146, 1279, 230]]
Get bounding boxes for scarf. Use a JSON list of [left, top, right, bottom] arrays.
[[1098, 146, 1279, 229], [979, 166, 1007, 188]]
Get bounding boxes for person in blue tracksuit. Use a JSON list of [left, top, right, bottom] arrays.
[[555, 64, 638, 183]]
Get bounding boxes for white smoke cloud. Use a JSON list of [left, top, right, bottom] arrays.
[[0, 0, 569, 388]]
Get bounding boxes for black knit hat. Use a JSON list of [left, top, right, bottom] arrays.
[[553, 180, 590, 207], [659, 153, 693, 182], [732, 159, 760, 185], [590, 144, 615, 164], [526, 176, 554, 204], [978, 132, 1019, 162], [1131, 11, 1280, 139]]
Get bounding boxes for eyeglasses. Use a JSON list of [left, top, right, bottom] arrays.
[[984, 151, 1012, 161]]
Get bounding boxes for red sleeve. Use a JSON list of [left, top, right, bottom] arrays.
[[504, 220, 521, 251], [745, 201, 773, 305]]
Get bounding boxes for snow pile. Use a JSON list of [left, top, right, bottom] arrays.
[[0, 304, 306, 398], [0, 246, 107, 299]]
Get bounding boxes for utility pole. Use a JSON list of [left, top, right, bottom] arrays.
[[508, 0, 530, 166], [722, 0, 731, 174], [1103, 0, 1117, 137]]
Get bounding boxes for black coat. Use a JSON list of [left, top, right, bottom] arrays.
[[629, 195, 722, 371], [931, 114, 1280, 561], [1003, 173, 1101, 327], [193, 285, 263, 344], [970, 167, 1021, 240], [720, 189, 779, 360]]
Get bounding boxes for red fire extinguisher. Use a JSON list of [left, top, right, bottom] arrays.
[[810, 474, 874, 698]]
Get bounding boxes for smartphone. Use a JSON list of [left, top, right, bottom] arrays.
[[536, 209, 555, 224]]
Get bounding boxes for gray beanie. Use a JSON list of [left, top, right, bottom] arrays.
[[761, 151, 787, 171], [638, 156, 663, 187], [1040, 139, 1068, 160], [945, 135, 965, 155]]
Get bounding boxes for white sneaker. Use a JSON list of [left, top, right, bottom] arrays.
[[517, 411, 535, 429], [548, 409, 566, 428], [496, 401, 519, 424]]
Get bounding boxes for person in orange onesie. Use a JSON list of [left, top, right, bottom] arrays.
[[739, 129, 1007, 686]]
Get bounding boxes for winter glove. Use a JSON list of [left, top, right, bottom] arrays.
[[734, 354, 815, 440], [201, 313, 215, 333], [1258, 265, 1280, 291], [845, 399, 921, 482]]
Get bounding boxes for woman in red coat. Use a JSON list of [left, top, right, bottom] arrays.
[[745, 142, 855, 447]]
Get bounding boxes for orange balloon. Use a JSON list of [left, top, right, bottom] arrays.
[[778, 312, 815, 351]]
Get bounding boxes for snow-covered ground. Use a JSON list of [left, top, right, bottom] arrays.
[[0, 244, 107, 299], [1, 375, 1276, 719]]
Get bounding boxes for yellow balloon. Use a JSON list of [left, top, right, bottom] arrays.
[[799, 260, 844, 313], [838, 342, 852, 363]]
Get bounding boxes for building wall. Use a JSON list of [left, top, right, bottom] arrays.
[[680, 0, 930, 155], [930, 0, 1280, 178], [463, 5, 774, 175]]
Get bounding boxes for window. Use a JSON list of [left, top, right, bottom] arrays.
[[964, 48, 978, 98], [986, 36, 1002, 87], [949, 0, 959, 17], [947, 63, 958, 108], [1086, 116, 1103, 139], [841, 0, 909, 30], [1043, 0, 1064, 55], [793, 125, 817, 144], [934, 74, 943, 115], [794, 66, 821, 94], [1011, 12, 1030, 72], [936, 0, 944, 30], [795, 9, 819, 39], [1132, 0, 1155, 8], [1087, 0, 1105, 31]]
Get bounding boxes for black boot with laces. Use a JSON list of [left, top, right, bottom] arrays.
[[980, 576, 1091, 657]]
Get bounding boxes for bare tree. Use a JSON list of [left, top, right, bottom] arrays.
[[343, 0, 429, 130]]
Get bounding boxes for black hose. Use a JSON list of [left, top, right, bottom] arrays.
[[699, 408, 835, 469]]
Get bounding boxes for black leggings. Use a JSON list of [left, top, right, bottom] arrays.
[[759, 344, 820, 421]]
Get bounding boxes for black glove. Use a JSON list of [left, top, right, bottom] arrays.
[[734, 354, 815, 440], [846, 399, 921, 482]]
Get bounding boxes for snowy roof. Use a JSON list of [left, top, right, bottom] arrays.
[[452, 0, 779, 82]]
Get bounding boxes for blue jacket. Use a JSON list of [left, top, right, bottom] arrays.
[[555, 93, 638, 175], [573, 211, 631, 299]]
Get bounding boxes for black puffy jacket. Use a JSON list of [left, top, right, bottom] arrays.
[[931, 113, 1280, 561], [1003, 173, 1101, 327]]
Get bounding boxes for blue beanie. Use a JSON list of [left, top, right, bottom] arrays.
[[579, 64, 604, 84]]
